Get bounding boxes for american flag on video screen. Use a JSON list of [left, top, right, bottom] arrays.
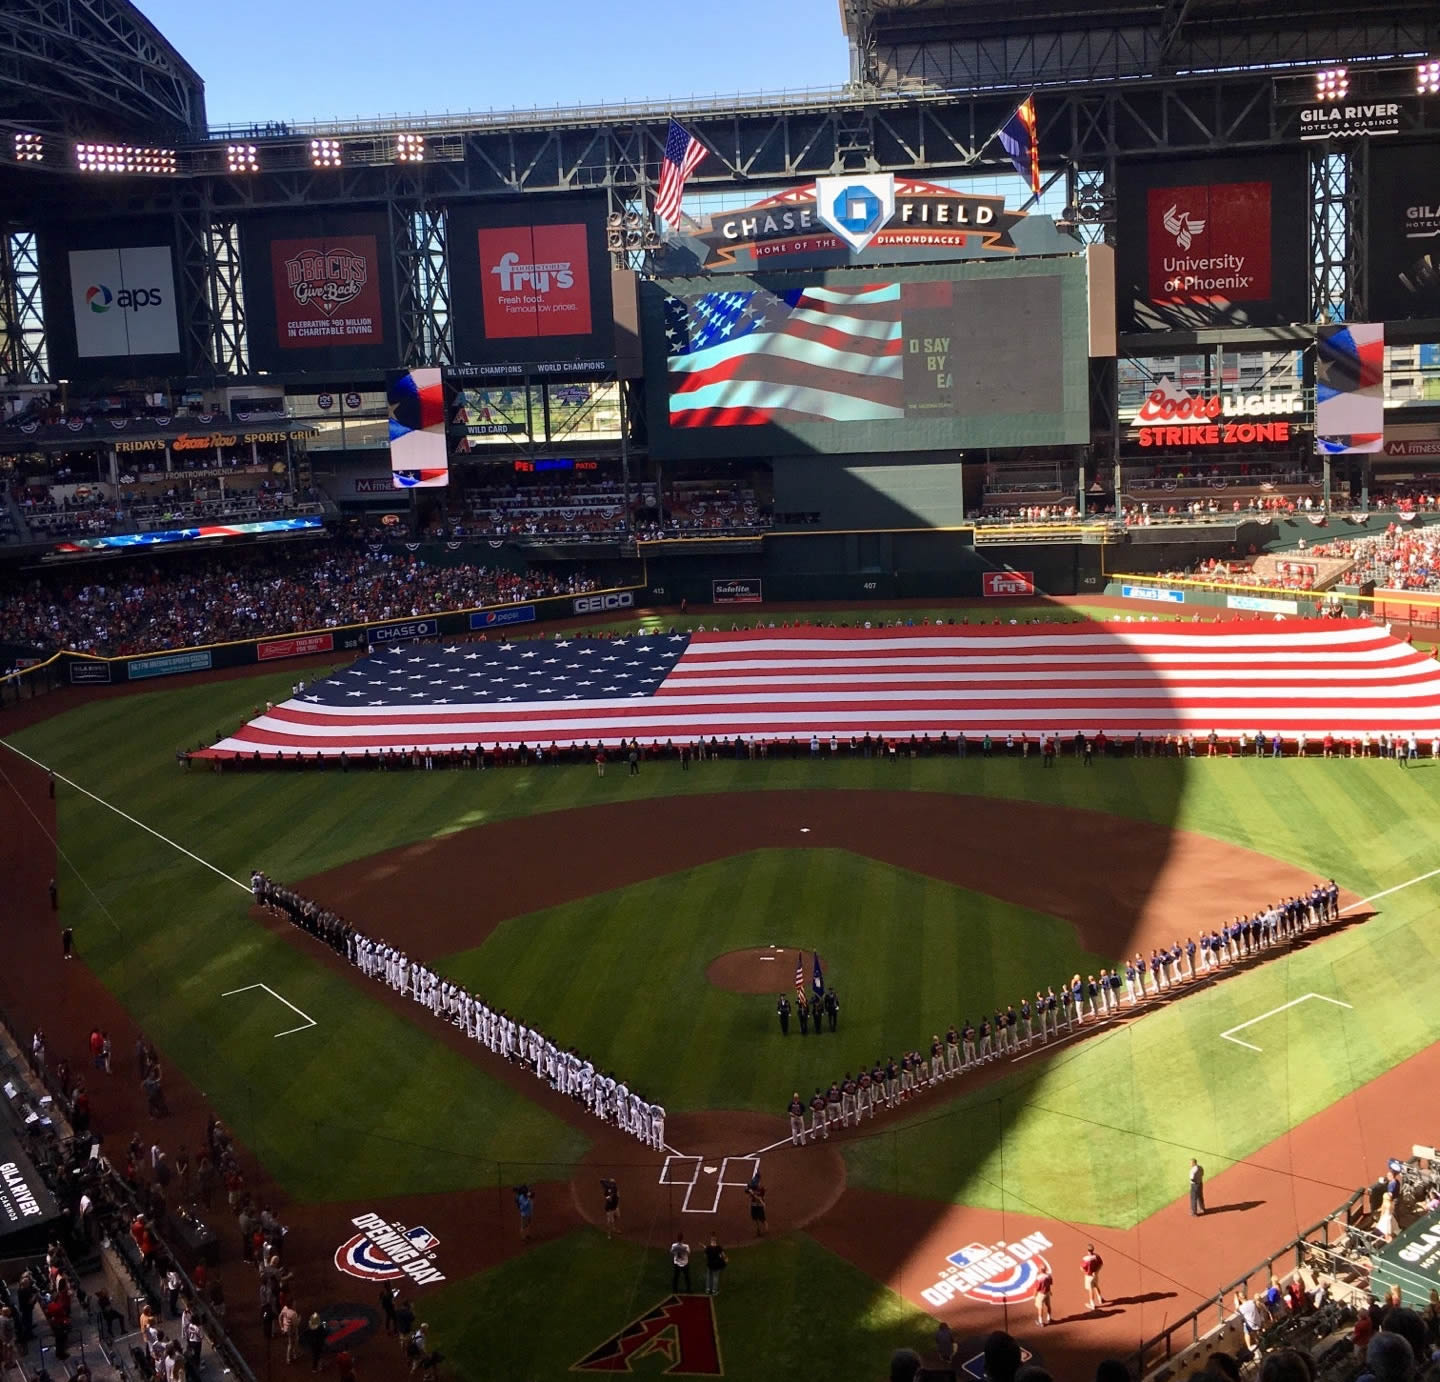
[[202, 623, 1440, 757], [664, 283, 904, 428]]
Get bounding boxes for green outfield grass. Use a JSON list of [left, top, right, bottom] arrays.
[[7, 612, 1440, 1381], [435, 848, 1116, 1112]]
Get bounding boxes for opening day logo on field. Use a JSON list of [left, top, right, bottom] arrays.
[[922, 1231, 1054, 1306], [334, 1213, 445, 1287]]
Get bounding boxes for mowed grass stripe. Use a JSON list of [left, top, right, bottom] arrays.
[[434, 850, 1114, 1114]]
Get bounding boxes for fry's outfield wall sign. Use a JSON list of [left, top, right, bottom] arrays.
[[673, 175, 1079, 272]]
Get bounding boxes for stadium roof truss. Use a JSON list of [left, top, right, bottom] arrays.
[[0, 0, 206, 139]]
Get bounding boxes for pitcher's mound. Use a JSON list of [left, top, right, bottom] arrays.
[[707, 947, 804, 995]]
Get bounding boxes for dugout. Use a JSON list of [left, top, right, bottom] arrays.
[[0, 1113, 64, 1260]]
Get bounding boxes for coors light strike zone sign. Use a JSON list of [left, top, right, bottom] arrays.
[[271, 237, 385, 348], [1130, 379, 1303, 448]]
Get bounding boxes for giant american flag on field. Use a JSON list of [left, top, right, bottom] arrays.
[[201, 621, 1440, 758], [663, 282, 904, 428]]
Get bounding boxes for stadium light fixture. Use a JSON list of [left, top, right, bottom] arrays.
[[74, 143, 177, 174], [226, 143, 259, 173], [13, 133, 44, 163], [310, 138, 342, 168], [1314, 67, 1348, 102], [395, 132, 425, 163], [1419, 60, 1440, 96]]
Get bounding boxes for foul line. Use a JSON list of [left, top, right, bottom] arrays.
[[222, 983, 318, 1038], [1219, 992, 1352, 1052], [1345, 863, 1440, 911], [0, 739, 249, 893]]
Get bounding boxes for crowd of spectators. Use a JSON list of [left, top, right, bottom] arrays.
[[0, 544, 603, 656], [1309, 528, 1440, 593]]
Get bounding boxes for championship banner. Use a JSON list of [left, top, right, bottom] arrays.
[[1367, 144, 1440, 321], [1315, 323, 1385, 455], [659, 175, 1080, 274], [240, 212, 398, 372], [1116, 154, 1309, 331]]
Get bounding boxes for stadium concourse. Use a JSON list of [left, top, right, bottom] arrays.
[[195, 618, 1440, 761]]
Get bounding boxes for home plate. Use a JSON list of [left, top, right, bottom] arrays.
[[704, 1164, 718, 1173], [800, 827, 811, 833]]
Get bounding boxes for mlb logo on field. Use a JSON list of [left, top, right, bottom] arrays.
[[922, 1232, 1053, 1306]]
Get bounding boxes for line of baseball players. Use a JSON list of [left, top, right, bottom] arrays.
[[250, 873, 665, 1151], [785, 879, 1344, 1145]]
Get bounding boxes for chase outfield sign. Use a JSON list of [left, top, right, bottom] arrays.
[[922, 1231, 1054, 1306], [334, 1213, 445, 1287]]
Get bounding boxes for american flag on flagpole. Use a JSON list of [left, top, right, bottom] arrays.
[[200, 623, 1440, 758], [794, 952, 805, 1000], [664, 283, 904, 428], [654, 119, 708, 230]]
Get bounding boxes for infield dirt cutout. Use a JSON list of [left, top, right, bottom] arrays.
[[707, 946, 808, 995]]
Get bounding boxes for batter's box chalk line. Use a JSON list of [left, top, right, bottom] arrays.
[[222, 983, 318, 1038], [1219, 992, 1353, 1052], [659, 1155, 761, 1214]]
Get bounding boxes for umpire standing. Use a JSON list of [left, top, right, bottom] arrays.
[[776, 995, 790, 1035]]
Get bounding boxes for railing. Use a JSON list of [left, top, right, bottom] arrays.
[[203, 83, 939, 141], [1131, 1186, 1370, 1381]]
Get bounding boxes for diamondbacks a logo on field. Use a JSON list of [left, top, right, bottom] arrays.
[[285, 246, 368, 316], [572, 1294, 722, 1374], [921, 1231, 1053, 1306], [334, 1213, 445, 1286]]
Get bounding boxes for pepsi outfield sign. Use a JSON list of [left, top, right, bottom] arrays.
[[469, 605, 536, 629]]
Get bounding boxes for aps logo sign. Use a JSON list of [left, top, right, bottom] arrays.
[[86, 282, 164, 313], [922, 1231, 1054, 1307], [334, 1213, 445, 1287]]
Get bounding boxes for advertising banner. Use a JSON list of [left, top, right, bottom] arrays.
[[68, 247, 179, 358], [39, 219, 186, 379], [573, 592, 636, 615], [1116, 154, 1309, 331], [712, 578, 763, 604], [1315, 323, 1385, 454], [644, 257, 1090, 459], [367, 618, 439, 645], [446, 197, 613, 369], [982, 571, 1036, 597], [240, 211, 398, 372], [258, 633, 336, 662], [1227, 594, 1299, 614], [67, 661, 113, 685], [658, 175, 1081, 274], [127, 650, 214, 680], [1367, 144, 1440, 321], [469, 605, 537, 629], [1121, 584, 1185, 604]]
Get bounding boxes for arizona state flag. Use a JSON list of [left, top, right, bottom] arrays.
[[998, 98, 1041, 195], [812, 951, 825, 997]]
